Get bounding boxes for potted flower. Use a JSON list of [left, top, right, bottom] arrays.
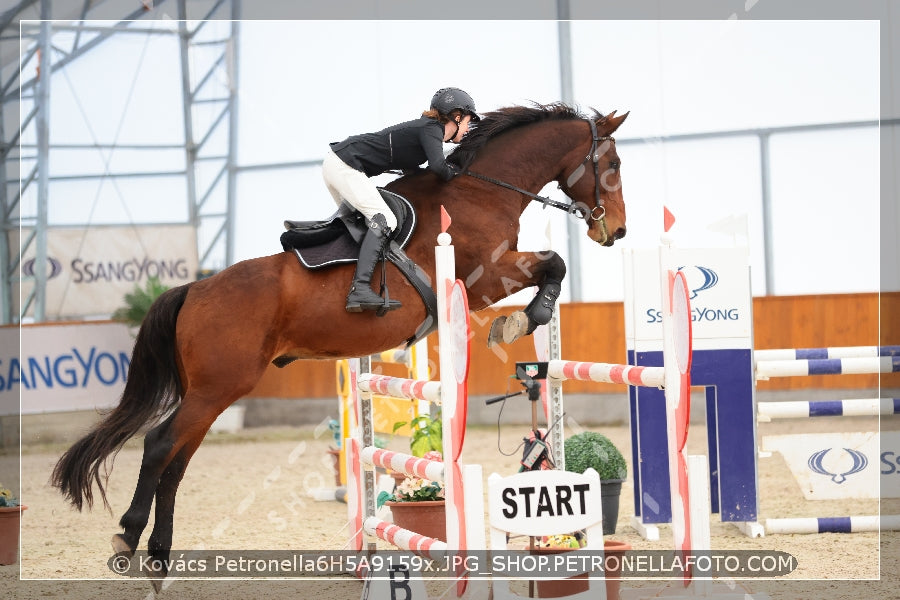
[[531, 534, 588, 598], [377, 449, 446, 541], [532, 533, 630, 599], [563, 431, 627, 534], [0, 483, 26, 565]]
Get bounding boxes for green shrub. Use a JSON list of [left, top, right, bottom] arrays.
[[393, 412, 442, 457], [563, 431, 627, 481], [111, 276, 170, 328]]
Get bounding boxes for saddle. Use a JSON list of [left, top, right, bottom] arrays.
[[281, 190, 416, 268], [280, 189, 437, 346]]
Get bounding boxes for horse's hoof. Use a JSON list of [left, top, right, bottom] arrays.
[[503, 311, 529, 344], [147, 569, 166, 593], [143, 557, 168, 593], [487, 316, 507, 347], [110, 533, 134, 557]]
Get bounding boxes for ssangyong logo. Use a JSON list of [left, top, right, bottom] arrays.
[[22, 257, 63, 279], [644, 264, 740, 324], [808, 447, 868, 484], [21, 256, 190, 283], [677, 265, 719, 299]]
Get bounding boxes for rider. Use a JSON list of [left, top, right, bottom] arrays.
[[324, 87, 480, 313]]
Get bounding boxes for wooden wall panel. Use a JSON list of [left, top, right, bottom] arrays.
[[753, 293, 892, 390], [246, 292, 900, 399]]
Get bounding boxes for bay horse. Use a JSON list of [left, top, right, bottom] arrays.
[[51, 103, 628, 584]]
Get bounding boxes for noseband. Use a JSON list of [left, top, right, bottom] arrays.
[[463, 118, 615, 229]]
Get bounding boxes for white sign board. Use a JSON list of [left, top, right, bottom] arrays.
[[624, 246, 753, 351], [361, 562, 428, 600], [14, 225, 197, 319], [488, 469, 602, 537], [762, 432, 879, 500], [0, 322, 134, 415]]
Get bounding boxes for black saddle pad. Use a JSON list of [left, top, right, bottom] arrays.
[[280, 190, 416, 269]]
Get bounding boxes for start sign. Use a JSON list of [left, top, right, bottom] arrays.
[[501, 483, 590, 519], [488, 469, 603, 538]]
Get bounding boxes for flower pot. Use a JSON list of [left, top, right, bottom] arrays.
[[602, 539, 631, 599], [601, 479, 624, 535], [532, 539, 631, 599], [0, 505, 27, 565], [385, 500, 446, 542]]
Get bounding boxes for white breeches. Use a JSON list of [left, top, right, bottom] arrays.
[[322, 148, 397, 230]]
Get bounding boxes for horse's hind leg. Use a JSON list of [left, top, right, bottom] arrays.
[[112, 410, 180, 556], [142, 431, 206, 591], [142, 390, 240, 588]]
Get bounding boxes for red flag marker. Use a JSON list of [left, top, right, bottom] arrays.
[[663, 206, 676, 232], [440, 205, 452, 233]]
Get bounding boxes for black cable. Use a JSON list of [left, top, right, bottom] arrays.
[[490, 377, 529, 458]]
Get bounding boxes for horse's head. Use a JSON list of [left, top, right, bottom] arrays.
[[558, 110, 629, 246]]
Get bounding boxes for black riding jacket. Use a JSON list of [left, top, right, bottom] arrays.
[[330, 117, 458, 181]]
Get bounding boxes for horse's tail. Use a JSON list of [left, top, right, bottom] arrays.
[[50, 283, 193, 511]]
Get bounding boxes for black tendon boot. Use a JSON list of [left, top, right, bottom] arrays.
[[523, 279, 562, 333], [345, 213, 402, 313]]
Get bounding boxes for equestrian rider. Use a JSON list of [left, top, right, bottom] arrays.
[[323, 87, 480, 313]]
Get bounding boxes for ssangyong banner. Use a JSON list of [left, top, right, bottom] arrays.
[[0, 321, 133, 415], [623, 246, 753, 351], [15, 224, 198, 319]]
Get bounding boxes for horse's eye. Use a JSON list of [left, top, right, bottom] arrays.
[[609, 161, 620, 170]]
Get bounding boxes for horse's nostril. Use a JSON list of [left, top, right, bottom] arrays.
[[616, 227, 627, 240]]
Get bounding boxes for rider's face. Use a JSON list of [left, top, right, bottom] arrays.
[[445, 115, 472, 143]]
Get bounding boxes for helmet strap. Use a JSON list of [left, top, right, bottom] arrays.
[[445, 119, 460, 143]]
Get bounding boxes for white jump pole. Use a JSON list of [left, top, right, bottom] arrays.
[[765, 515, 900, 535], [754, 345, 900, 361], [757, 397, 898, 421], [756, 356, 898, 380]]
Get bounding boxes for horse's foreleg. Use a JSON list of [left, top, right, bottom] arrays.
[[472, 250, 566, 347], [521, 252, 566, 332]]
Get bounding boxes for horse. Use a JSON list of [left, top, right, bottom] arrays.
[[51, 102, 628, 586]]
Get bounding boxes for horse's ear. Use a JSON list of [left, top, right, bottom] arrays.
[[599, 110, 629, 134], [597, 110, 616, 125]]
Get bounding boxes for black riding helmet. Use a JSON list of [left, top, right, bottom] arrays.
[[430, 87, 481, 122]]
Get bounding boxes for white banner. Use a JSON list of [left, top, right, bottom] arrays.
[[0, 322, 134, 415], [14, 225, 198, 319], [624, 246, 753, 351]]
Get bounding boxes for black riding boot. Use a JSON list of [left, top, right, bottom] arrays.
[[345, 214, 402, 313]]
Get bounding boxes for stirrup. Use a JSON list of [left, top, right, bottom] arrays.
[[345, 299, 402, 313], [345, 287, 401, 314]]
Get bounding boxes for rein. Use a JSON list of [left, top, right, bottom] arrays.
[[463, 118, 615, 225], [462, 170, 582, 216]]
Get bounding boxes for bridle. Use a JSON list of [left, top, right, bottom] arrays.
[[463, 118, 615, 227], [561, 118, 615, 223]]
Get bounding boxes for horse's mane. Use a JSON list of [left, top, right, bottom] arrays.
[[448, 102, 601, 170]]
